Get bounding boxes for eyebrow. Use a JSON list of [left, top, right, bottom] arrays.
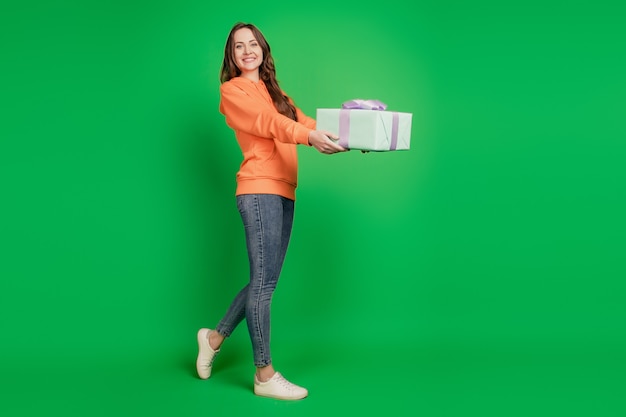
[[234, 39, 258, 44]]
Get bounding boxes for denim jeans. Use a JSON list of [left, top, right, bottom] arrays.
[[215, 194, 294, 367]]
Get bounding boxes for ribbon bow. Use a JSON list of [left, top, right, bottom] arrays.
[[341, 99, 387, 111]]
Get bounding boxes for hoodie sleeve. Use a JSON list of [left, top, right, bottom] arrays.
[[295, 106, 316, 130], [220, 82, 313, 146]]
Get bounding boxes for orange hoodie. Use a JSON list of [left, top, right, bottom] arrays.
[[219, 77, 316, 200]]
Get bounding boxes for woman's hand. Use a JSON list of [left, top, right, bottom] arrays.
[[308, 130, 348, 154]]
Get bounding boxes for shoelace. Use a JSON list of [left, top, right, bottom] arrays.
[[202, 343, 218, 368], [274, 374, 298, 391]]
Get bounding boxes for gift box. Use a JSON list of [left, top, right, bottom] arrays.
[[316, 100, 412, 151]]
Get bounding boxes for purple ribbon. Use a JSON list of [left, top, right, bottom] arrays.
[[338, 99, 399, 150], [339, 110, 351, 149], [341, 99, 387, 110], [390, 112, 399, 151]]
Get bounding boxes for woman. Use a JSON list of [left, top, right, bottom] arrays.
[[196, 22, 346, 400]]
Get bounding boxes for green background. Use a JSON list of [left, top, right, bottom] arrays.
[[1, 0, 625, 416]]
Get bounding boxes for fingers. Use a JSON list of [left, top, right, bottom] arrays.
[[318, 145, 344, 154], [321, 136, 347, 154], [309, 130, 348, 154], [320, 130, 339, 141]]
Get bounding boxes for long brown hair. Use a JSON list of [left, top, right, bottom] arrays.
[[220, 23, 297, 121]]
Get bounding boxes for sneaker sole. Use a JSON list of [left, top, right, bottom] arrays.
[[196, 329, 210, 379], [254, 390, 308, 401]]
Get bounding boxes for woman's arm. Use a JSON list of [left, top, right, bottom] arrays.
[[220, 83, 312, 145], [220, 82, 345, 154]]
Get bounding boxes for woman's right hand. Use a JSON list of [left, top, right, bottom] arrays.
[[308, 130, 348, 154]]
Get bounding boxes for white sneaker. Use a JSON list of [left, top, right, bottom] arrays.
[[254, 372, 308, 400], [196, 328, 220, 379]]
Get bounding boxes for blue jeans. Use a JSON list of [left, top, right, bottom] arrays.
[[216, 194, 294, 367]]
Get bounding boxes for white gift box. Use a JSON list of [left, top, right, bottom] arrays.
[[316, 108, 412, 151]]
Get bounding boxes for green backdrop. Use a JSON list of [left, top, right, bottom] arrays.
[[1, 1, 625, 416]]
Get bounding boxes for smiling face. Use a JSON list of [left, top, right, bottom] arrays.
[[233, 27, 263, 81]]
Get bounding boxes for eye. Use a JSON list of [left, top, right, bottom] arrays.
[[251, 42, 258, 47], [235, 44, 242, 49]]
